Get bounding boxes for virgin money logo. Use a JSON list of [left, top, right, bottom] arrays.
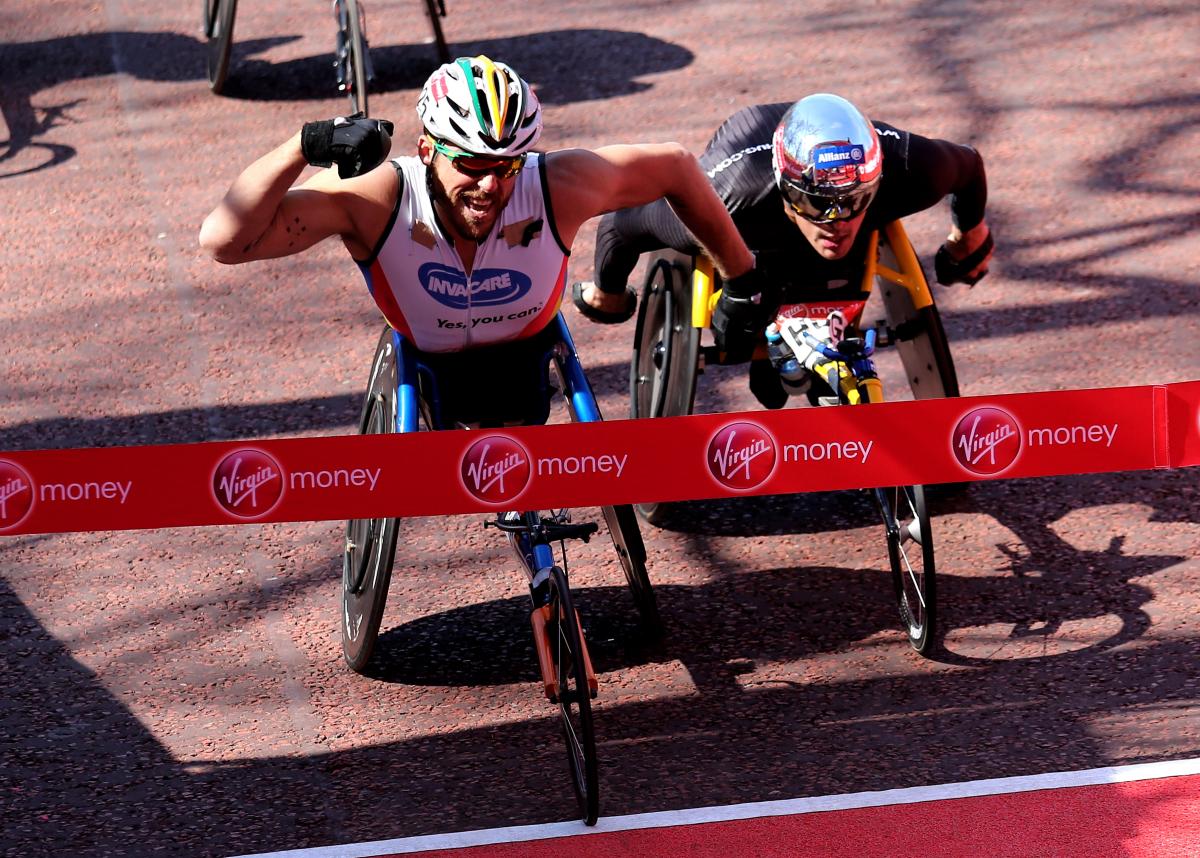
[[213, 448, 285, 519], [460, 435, 532, 505], [952, 407, 1023, 476], [707, 422, 778, 491], [0, 460, 35, 532]]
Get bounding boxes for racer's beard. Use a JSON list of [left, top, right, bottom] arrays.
[[426, 163, 512, 243]]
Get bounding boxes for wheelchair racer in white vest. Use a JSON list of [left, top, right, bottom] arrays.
[[200, 56, 762, 381]]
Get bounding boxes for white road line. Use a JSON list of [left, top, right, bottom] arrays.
[[231, 757, 1200, 857]]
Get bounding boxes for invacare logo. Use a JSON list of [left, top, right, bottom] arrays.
[[952, 407, 1023, 476], [460, 435, 532, 505], [0, 460, 35, 532], [213, 448, 285, 520], [707, 421, 778, 491], [419, 263, 533, 310]]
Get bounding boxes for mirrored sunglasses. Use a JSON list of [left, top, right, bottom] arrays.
[[432, 139, 526, 179], [781, 179, 877, 224]]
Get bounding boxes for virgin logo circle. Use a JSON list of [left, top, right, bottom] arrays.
[[460, 435, 531, 505], [213, 448, 285, 519], [0, 460, 35, 532], [707, 421, 777, 491], [952, 407, 1022, 475]]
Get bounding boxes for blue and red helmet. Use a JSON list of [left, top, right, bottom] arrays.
[[771, 94, 882, 223]]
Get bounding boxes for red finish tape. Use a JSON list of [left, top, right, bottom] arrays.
[[1, 381, 1197, 537]]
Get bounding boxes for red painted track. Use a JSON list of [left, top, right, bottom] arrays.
[[412, 776, 1200, 858], [2, 1, 1198, 857]]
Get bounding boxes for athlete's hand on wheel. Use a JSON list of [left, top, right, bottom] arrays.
[[301, 113, 395, 179], [935, 220, 994, 286]]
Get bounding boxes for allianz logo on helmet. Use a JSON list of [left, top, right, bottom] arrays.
[[419, 263, 533, 310], [812, 144, 864, 167]]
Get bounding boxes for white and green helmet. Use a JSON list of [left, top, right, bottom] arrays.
[[417, 55, 543, 157]]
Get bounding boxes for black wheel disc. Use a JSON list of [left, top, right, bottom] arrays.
[[601, 504, 659, 630]]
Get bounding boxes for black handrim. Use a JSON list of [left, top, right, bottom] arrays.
[[548, 566, 599, 825], [600, 504, 659, 630], [881, 485, 937, 653], [205, 0, 237, 93]]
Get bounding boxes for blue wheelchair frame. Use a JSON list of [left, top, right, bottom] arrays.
[[390, 313, 601, 579]]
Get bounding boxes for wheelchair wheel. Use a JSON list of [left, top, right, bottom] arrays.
[[547, 565, 599, 825], [630, 252, 699, 525], [876, 237, 959, 400], [341, 328, 400, 672], [876, 484, 936, 654], [600, 504, 659, 630], [423, 0, 451, 64], [204, 0, 238, 93], [336, 0, 371, 116]]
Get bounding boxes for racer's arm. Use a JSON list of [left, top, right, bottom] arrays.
[[546, 144, 755, 279], [199, 132, 358, 264], [891, 128, 992, 282]]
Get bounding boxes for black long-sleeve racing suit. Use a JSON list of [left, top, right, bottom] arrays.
[[593, 102, 987, 305]]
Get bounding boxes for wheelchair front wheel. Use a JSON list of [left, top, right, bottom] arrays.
[[876, 484, 936, 654], [601, 504, 659, 630], [547, 565, 599, 825], [341, 329, 400, 672], [631, 253, 699, 525]]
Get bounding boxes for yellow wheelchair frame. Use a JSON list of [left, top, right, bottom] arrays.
[[628, 219, 953, 654], [689, 220, 954, 401]]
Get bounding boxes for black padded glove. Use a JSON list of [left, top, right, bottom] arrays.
[[711, 266, 770, 363], [301, 113, 395, 179], [934, 230, 994, 286]]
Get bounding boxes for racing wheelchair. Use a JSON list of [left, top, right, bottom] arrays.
[[341, 313, 657, 825], [630, 220, 956, 654]]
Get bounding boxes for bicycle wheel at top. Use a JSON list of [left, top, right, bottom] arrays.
[[630, 252, 699, 525], [547, 565, 599, 825], [340, 0, 371, 116], [878, 484, 937, 654], [341, 328, 400, 672], [422, 0, 451, 65], [600, 504, 659, 630], [204, 0, 238, 93]]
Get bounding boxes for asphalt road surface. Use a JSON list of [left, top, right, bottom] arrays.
[[2, 1, 1198, 856]]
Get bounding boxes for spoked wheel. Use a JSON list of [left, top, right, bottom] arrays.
[[341, 329, 400, 672], [204, 0, 238, 93], [600, 504, 659, 630], [422, 0, 451, 64], [876, 484, 937, 654], [336, 0, 372, 116], [547, 565, 599, 825], [630, 253, 699, 525]]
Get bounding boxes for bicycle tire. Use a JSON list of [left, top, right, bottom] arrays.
[[877, 484, 937, 654], [343, 0, 370, 116], [205, 0, 238, 93], [600, 504, 659, 630], [422, 0, 451, 65], [630, 253, 699, 525], [547, 565, 599, 825], [341, 328, 400, 672]]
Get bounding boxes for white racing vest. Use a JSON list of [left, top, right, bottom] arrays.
[[357, 153, 570, 353]]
